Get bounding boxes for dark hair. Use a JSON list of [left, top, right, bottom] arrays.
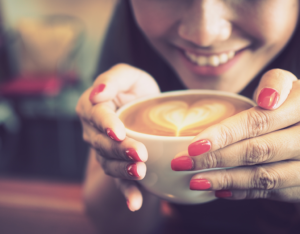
[[98, 0, 300, 98], [267, 15, 300, 78]]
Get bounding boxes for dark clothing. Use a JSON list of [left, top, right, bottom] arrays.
[[96, 1, 300, 233]]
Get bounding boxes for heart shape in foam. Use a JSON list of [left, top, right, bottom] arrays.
[[148, 100, 234, 136]]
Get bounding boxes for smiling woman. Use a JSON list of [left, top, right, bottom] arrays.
[[77, 0, 300, 233], [130, 0, 299, 91]]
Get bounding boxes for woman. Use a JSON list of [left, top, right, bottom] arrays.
[[77, 1, 300, 233]]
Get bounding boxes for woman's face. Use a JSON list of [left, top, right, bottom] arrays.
[[130, 0, 299, 92]]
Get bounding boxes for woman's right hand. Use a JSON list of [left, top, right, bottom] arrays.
[[76, 64, 160, 212]]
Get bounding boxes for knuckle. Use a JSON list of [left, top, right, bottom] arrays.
[[91, 134, 101, 149], [82, 133, 90, 143], [111, 145, 123, 160], [251, 167, 279, 190], [243, 139, 273, 165], [201, 151, 220, 169], [246, 189, 270, 199], [219, 170, 233, 190], [102, 160, 118, 178], [89, 106, 98, 123], [246, 110, 271, 137], [215, 125, 235, 148]]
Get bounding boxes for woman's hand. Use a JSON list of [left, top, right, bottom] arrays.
[[76, 64, 160, 211], [172, 69, 300, 202]]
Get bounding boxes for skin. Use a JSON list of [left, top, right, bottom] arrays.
[[76, 0, 300, 232], [131, 0, 299, 92]]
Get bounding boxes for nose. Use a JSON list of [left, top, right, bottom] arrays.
[[178, 0, 232, 47]]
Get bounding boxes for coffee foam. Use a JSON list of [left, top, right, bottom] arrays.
[[120, 94, 252, 137]]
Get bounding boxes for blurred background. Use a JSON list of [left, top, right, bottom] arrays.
[[0, 0, 118, 233]]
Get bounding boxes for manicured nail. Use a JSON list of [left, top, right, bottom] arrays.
[[257, 88, 279, 109], [126, 148, 142, 162], [106, 128, 122, 142], [127, 163, 139, 177], [171, 156, 193, 171], [89, 83, 106, 102], [215, 190, 232, 198], [188, 139, 211, 156], [190, 179, 211, 190]]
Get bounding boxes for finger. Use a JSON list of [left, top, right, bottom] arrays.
[[188, 80, 300, 156], [76, 86, 126, 141], [189, 161, 300, 191], [217, 186, 300, 203], [89, 101, 126, 141], [255, 69, 297, 110], [115, 179, 143, 212], [89, 63, 160, 106], [84, 124, 147, 162], [186, 124, 300, 170], [97, 155, 147, 180]]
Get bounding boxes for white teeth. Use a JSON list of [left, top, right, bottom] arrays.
[[219, 53, 228, 64], [185, 50, 236, 67], [197, 56, 208, 66], [208, 55, 220, 67]]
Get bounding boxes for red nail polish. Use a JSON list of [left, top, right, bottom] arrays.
[[106, 128, 122, 142], [215, 190, 232, 198], [89, 84, 106, 102], [257, 88, 279, 109], [188, 139, 211, 156], [190, 179, 211, 190], [126, 148, 142, 162], [127, 163, 139, 177], [127, 200, 130, 208], [171, 156, 193, 171]]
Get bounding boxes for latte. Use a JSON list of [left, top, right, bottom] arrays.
[[119, 94, 252, 137]]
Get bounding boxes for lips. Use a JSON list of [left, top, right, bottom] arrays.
[[178, 47, 246, 76]]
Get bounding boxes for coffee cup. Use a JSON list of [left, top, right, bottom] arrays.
[[116, 90, 256, 204]]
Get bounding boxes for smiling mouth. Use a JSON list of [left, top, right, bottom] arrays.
[[184, 50, 236, 67]]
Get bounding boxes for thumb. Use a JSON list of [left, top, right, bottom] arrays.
[[254, 69, 297, 110], [89, 64, 160, 106]]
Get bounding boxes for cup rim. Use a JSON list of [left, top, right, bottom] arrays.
[[116, 89, 256, 141]]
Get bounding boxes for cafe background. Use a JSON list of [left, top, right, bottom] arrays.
[[0, 0, 117, 233]]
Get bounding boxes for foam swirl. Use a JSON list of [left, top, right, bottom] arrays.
[[144, 99, 236, 136]]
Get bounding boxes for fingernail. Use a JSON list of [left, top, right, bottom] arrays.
[[106, 128, 122, 142], [126, 148, 142, 162], [188, 139, 211, 156], [215, 190, 232, 198], [257, 88, 279, 109], [127, 163, 139, 177], [89, 83, 106, 102], [171, 156, 193, 171], [190, 179, 211, 190]]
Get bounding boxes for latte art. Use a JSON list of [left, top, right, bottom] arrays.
[[146, 100, 235, 136], [119, 94, 252, 137]]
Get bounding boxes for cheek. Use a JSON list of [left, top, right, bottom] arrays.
[[248, 2, 299, 48], [130, 1, 181, 39]]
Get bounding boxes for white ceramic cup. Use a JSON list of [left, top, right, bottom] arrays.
[[116, 90, 256, 204]]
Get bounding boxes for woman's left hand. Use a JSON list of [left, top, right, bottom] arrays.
[[172, 68, 300, 202]]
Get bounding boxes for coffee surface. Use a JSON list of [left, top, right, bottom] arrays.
[[119, 94, 253, 137]]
